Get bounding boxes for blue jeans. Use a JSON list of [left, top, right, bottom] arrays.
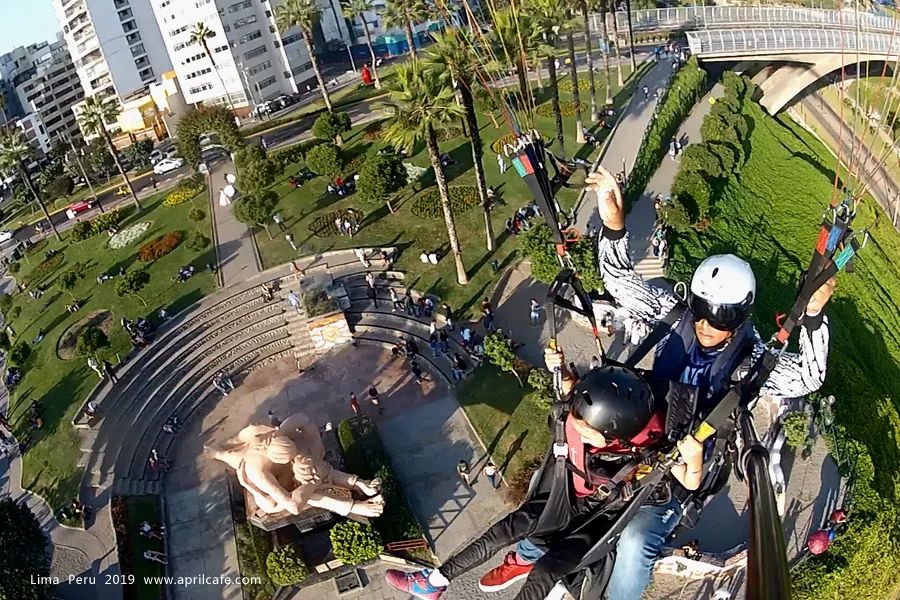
[[514, 498, 683, 600]]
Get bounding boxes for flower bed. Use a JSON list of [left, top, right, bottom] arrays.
[[361, 123, 383, 142], [308, 208, 363, 238], [71, 209, 125, 242], [536, 100, 579, 118], [108, 222, 151, 249], [163, 174, 206, 207], [559, 77, 592, 93], [410, 186, 480, 219], [137, 231, 184, 262], [24, 251, 65, 286], [490, 133, 517, 154]]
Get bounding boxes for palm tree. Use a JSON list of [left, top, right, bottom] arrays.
[[581, 0, 599, 122], [426, 29, 494, 252], [381, 0, 428, 59], [624, 0, 636, 74], [77, 95, 141, 210], [0, 130, 61, 240], [188, 23, 236, 113], [276, 0, 333, 111], [384, 61, 468, 284], [600, 0, 614, 104], [565, 15, 585, 144], [609, 0, 625, 87], [526, 0, 568, 158], [342, 0, 381, 89], [490, 9, 537, 111]]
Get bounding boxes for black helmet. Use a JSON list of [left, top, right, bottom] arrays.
[[572, 365, 654, 442]]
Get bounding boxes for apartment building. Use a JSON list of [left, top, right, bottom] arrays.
[[152, 0, 349, 113], [0, 41, 54, 123], [52, 0, 172, 102]]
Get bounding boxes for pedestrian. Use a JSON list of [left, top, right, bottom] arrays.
[[343, 218, 354, 238], [496, 153, 506, 174], [404, 290, 415, 316], [213, 371, 235, 395], [529, 298, 541, 326], [484, 461, 498, 488], [417, 297, 427, 317], [365, 270, 376, 288], [411, 360, 426, 383], [642, 85, 649, 100], [87, 356, 104, 379], [260, 282, 274, 302], [457, 459, 471, 486], [439, 329, 450, 355], [429, 319, 437, 335], [287, 290, 301, 314], [285, 232, 297, 251], [460, 326, 472, 350], [150, 176, 158, 190], [367, 284, 378, 307], [423, 297, 435, 317], [367, 384, 383, 415], [390, 287, 403, 312], [429, 332, 439, 357], [350, 392, 361, 415], [335, 217, 345, 235], [482, 307, 495, 332], [102, 360, 118, 383], [451, 352, 467, 382], [442, 303, 454, 331], [355, 248, 371, 268], [480, 298, 492, 313], [380, 249, 393, 269], [273, 212, 285, 231]]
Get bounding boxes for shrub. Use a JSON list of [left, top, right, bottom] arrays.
[[188, 207, 206, 222], [706, 141, 740, 175], [8, 261, 20, 274], [0, 332, 9, 351], [43, 174, 74, 199], [490, 133, 517, 154], [312, 110, 352, 144], [116, 270, 151, 305], [138, 231, 184, 262], [265, 545, 308, 587], [520, 223, 603, 292], [671, 169, 712, 219], [357, 152, 407, 206], [8, 306, 20, 322], [0, 294, 11, 314], [70, 221, 93, 242], [305, 142, 344, 179], [187, 232, 210, 251], [783, 412, 810, 449], [527, 368, 555, 409], [411, 186, 480, 219], [308, 208, 363, 238], [235, 145, 278, 198], [329, 521, 384, 565], [662, 199, 692, 233], [268, 139, 326, 172], [536, 100, 580, 118], [175, 105, 241, 168], [680, 143, 724, 179], [233, 191, 278, 235], [76, 326, 109, 357], [303, 289, 339, 317], [162, 174, 206, 207], [70, 209, 124, 241], [9, 341, 31, 365]]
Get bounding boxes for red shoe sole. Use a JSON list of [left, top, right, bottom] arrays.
[[478, 571, 530, 593]]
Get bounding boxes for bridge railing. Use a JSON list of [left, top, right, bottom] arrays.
[[687, 27, 900, 57], [603, 6, 898, 36]]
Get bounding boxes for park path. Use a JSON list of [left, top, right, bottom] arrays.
[[208, 162, 260, 287]]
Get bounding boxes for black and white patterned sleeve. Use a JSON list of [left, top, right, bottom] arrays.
[[753, 315, 831, 399], [597, 227, 678, 327]]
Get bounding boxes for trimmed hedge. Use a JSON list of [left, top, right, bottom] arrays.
[[71, 209, 124, 242], [337, 416, 426, 548], [410, 186, 480, 219], [329, 521, 384, 566], [308, 208, 363, 238], [137, 231, 184, 262], [265, 545, 308, 587]]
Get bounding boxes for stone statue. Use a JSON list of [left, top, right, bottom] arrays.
[[205, 412, 384, 519]]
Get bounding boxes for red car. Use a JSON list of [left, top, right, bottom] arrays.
[[65, 201, 93, 220]]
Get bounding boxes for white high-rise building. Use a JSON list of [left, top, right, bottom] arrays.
[[151, 0, 348, 112], [52, 0, 172, 101]]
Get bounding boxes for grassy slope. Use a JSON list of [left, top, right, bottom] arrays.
[[255, 73, 640, 319], [8, 190, 216, 509], [669, 97, 900, 598]]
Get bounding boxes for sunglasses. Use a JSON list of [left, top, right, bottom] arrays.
[[689, 294, 751, 332]]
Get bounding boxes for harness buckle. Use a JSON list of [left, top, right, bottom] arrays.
[[621, 481, 635, 501], [595, 484, 612, 499], [553, 442, 568, 458]]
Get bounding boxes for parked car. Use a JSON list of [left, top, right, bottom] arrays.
[[200, 145, 228, 163], [0, 230, 14, 242], [153, 157, 185, 175], [65, 201, 93, 220], [149, 146, 177, 164]]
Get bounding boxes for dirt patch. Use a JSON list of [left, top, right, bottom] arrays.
[[57, 310, 113, 360]]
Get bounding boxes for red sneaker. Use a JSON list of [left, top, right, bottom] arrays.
[[478, 551, 533, 592]]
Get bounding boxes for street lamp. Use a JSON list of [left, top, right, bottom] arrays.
[[237, 61, 264, 119], [60, 129, 104, 213]]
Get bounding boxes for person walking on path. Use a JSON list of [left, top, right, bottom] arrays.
[[484, 461, 498, 488], [529, 298, 541, 326], [390, 288, 403, 312], [273, 212, 285, 232], [457, 459, 471, 486], [450, 352, 467, 382], [404, 290, 416, 316], [356, 248, 371, 268], [87, 356, 104, 379], [429, 319, 437, 336], [350, 392, 361, 415], [367, 384, 383, 415], [365, 271, 376, 289], [483, 307, 495, 332], [460, 326, 472, 350], [367, 285, 378, 307], [411, 360, 427, 384], [287, 290, 302, 314], [497, 153, 506, 174], [102, 360, 119, 383], [213, 371, 235, 395], [285, 233, 297, 251], [442, 303, 454, 331], [429, 332, 440, 358], [642, 85, 649, 100], [439, 330, 450, 355]]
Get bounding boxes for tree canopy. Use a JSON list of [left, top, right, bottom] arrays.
[[357, 152, 407, 206], [235, 145, 277, 197], [304, 143, 345, 179], [312, 111, 352, 145], [76, 326, 110, 357]]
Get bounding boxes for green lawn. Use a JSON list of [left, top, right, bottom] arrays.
[[7, 188, 216, 511], [254, 70, 640, 319], [669, 93, 900, 598]]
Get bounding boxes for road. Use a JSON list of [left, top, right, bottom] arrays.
[[797, 88, 899, 222]]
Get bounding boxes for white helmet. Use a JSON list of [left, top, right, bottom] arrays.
[[689, 254, 756, 331]]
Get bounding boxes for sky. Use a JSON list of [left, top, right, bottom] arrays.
[[0, 0, 60, 56]]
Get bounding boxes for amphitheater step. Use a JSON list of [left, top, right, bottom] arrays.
[[352, 333, 454, 386], [114, 478, 161, 496]]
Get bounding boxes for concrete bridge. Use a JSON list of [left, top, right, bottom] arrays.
[[590, 6, 900, 114]]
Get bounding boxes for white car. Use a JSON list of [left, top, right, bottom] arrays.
[[0, 231, 13, 243], [153, 157, 185, 175]]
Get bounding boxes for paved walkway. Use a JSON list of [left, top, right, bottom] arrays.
[[208, 162, 260, 286]]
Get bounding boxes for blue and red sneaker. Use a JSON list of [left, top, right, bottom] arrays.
[[384, 568, 446, 600]]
